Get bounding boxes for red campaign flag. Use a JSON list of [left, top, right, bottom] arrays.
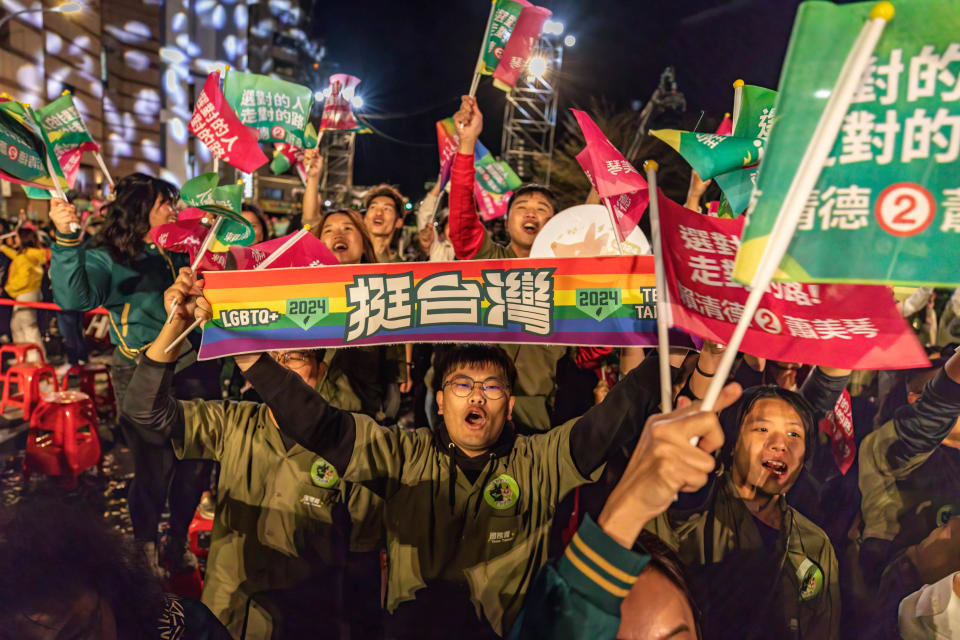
[[319, 74, 361, 131], [572, 109, 649, 240], [715, 114, 733, 136], [150, 215, 208, 260], [819, 389, 856, 475], [228, 230, 338, 270], [474, 181, 511, 221], [189, 71, 268, 173], [657, 192, 928, 370], [492, 3, 552, 92]]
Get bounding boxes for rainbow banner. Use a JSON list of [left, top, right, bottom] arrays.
[[197, 256, 695, 359]]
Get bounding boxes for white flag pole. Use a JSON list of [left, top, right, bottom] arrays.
[[699, 1, 894, 412], [191, 215, 222, 275], [93, 151, 115, 191], [212, 157, 220, 175], [468, 1, 498, 97], [644, 160, 673, 413], [601, 197, 625, 256], [255, 225, 311, 270], [164, 317, 203, 354]]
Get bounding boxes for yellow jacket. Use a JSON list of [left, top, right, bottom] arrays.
[[2, 246, 49, 298]]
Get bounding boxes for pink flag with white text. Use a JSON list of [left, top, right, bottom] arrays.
[[492, 3, 552, 92], [229, 231, 338, 270]]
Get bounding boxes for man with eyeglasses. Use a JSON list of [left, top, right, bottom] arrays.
[[154, 268, 669, 640], [121, 268, 383, 639]]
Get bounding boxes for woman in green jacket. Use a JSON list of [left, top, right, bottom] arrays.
[[49, 174, 219, 577]]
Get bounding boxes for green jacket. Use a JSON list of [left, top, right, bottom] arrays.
[[123, 357, 383, 638], [646, 473, 841, 640], [508, 514, 650, 639], [50, 230, 189, 363]]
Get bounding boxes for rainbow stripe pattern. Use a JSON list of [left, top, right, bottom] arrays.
[[198, 255, 694, 360]]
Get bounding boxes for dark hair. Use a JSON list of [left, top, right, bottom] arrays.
[[16, 227, 39, 249], [242, 202, 272, 241], [315, 208, 377, 264], [432, 344, 518, 394], [718, 385, 818, 464], [92, 172, 179, 264], [636, 531, 703, 639], [507, 184, 558, 215], [0, 499, 165, 639], [364, 184, 406, 216]]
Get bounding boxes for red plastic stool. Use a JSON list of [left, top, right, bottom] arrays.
[[23, 390, 101, 489], [188, 509, 214, 559], [0, 343, 46, 370], [1, 363, 58, 418], [59, 363, 116, 416]]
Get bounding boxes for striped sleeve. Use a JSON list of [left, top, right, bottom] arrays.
[[556, 514, 650, 615]]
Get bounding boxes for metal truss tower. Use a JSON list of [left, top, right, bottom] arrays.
[[500, 34, 563, 185], [320, 131, 357, 205]]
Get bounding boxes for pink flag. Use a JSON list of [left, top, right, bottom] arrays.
[[474, 182, 511, 221], [492, 3, 552, 92], [150, 216, 208, 260], [189, 72, 268, 173], [715, 114, 733, 136], [572, 109, 650, 240], [228, 230, 337, 270], [320, 74, 361, 131], [819, 389, 856, 475], [658, 192, 928, 370]]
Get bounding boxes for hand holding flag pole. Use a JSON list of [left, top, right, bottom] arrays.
[[644, 160, 673, 414], [699, 1, 894, 413], [168, 214, 221, 340]]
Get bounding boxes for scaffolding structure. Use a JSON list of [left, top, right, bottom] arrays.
[[320, 131, 357, 205], [500, 34, 563, 185]]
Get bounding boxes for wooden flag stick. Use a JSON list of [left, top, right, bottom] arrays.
[[468, 1, 498, 97], [644, 160, 673, 413], [212, 157, 220, 174], [164, 317, 203, 354], [699, 1, 894, 413], [255, 225, 311, 270], [601, 197, 625, 256]]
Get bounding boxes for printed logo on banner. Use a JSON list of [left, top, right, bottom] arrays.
[[286, 297, 330, 330], [576, 289, 622, 321], [484, 474, 520, 510], [219, 308, 279, 328]]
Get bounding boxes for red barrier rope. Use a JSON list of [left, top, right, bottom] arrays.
[[0, 298, 109, 315]]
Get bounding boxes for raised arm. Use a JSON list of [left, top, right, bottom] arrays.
[[800, 365, 852, 421], [301, 147, 323, 229], [889, 349, 960, 462], [448, 95, 487, 259], [49, 199, 110, 311]]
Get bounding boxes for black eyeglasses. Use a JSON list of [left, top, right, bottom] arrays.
[[442, 375, 509, 400]]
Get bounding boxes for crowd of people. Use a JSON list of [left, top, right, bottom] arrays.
[[0, 95, 957, 640]]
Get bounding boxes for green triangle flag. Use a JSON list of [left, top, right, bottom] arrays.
[[651, 129, 764, 181]]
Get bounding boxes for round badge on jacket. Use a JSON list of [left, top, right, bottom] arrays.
[[310, 457, 339, 488], [484, 474, 520, 510], [936, 504, 957, 527], [796, 557, 824, 602]]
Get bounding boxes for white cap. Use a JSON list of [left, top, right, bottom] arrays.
[[899, 572, 960, 639]]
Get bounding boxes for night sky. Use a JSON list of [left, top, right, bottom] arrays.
[[313, 0, 839, 198]]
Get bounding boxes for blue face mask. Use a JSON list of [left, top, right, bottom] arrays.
[[273, 219, 291, 235]]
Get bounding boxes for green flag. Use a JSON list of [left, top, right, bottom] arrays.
[[652, 129, 765, 181], [0, 100, 64, 192], [475, 157, 523, 194], [222, 70, 314, 147], [270, 149, 293, 175], [181, 173, 254, 247], [715, 83, 778, 216], [479, 0, 527, 75], [34, 93, 99, 155], [734, 0, 960, 287]]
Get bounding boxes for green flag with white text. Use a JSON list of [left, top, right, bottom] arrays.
[[651, 129, 765, 181], [716, 84, 778, 216], [223, 71, 314, 147], [733, 0, 960, 287], [479, 0, 527, 75], [180, 173, 254, 248]]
